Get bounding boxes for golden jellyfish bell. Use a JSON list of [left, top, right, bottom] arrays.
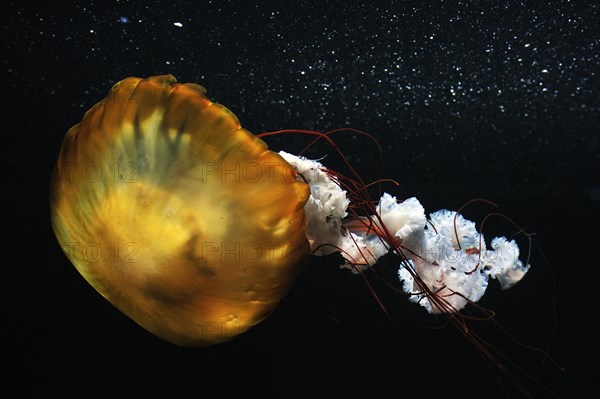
[[50, 75, 310, 346]]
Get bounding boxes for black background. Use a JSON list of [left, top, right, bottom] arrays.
[[2, 1, 598, 398]]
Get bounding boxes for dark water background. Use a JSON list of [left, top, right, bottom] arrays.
[[2, 1, 598, 398]]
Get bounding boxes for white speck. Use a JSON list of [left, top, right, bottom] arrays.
[[541, 69, 548, 73], [174, 22, 183, 27], [524, 43, 530, 48]]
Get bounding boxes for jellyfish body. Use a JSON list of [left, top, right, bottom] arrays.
[[50, 75, 310, 346], [52, 75, 530, 347]]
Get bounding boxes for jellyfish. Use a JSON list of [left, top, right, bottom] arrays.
[[51, 75, 529, 347]]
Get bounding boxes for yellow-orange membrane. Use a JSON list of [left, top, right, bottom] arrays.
[[50, 75, 310, 346]]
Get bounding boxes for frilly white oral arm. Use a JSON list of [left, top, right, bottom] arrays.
[[399, 211, 530, 313], [281, 151, 530, 313]]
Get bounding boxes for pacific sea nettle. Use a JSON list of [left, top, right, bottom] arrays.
[[50, 75, 310, 346]]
